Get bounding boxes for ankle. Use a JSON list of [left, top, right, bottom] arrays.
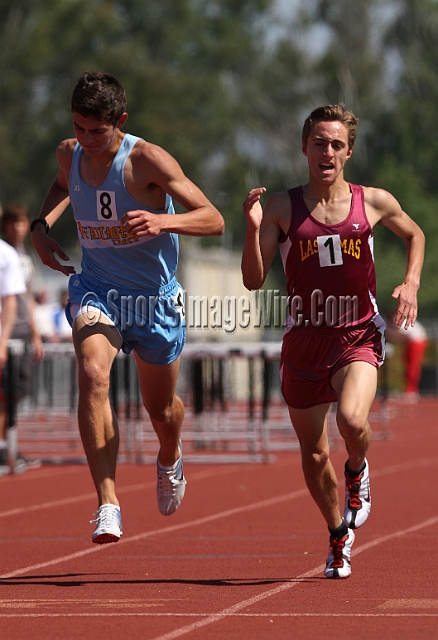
[[345, 460, 366, 477], [328, 519, 348, 539]]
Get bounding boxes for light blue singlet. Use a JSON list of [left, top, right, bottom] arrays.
[[69, 133, 179, 293], [66, 134, 185, 365]]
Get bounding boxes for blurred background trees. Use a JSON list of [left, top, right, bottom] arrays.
[[0, 0, 437, 317]]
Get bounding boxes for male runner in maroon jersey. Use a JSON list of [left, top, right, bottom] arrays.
[[241, 104, 425, 578]]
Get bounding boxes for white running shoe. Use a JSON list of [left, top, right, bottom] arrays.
[[91, 504, 123, 544], [324, 528, 355, 579], [344, 459, 371, 529], [157, 441, 187, 516]]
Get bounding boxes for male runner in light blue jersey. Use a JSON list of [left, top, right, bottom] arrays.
[[31, 71, 224, 544]]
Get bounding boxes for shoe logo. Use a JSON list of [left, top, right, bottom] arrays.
[[363, 477, 371, 502]]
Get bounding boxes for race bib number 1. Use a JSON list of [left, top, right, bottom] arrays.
[[96, 190, 118, 221], [317, 234, 343, 267]]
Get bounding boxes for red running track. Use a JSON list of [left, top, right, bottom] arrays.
[[0, 397, 437, 640]]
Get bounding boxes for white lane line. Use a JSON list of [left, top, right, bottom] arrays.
[[0, 466, 245, 519], [1, 454, 436, 521], [1, 455, 436, 520], [0, 489, 309, 579], [0, 466, 83, 481], [0, 481, 436, 632], [0, 613, 437, 619], [0, 484, 151, 519], [150, 515, 438, 640], [1, 455, 437, 578], [371, 456, 438, 476]]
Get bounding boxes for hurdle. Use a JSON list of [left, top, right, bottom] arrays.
[[10, 340, 392, 466]]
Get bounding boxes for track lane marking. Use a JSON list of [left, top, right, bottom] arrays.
[[0, 461, 436, 632], [149, 514, 438, 640], [0, 489, 309, 579], [1, 455, 437, 579], [1, 455, 436, 520], [0, 466, 250, 519], [0, 613, 437, 618]]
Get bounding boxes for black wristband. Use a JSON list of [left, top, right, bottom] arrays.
[[30, 219, 50, 234]]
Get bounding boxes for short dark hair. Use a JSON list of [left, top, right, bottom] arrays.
[[1, 203, 29, 232], [71, 71, 127, 126], [302, 104, 358, 150]]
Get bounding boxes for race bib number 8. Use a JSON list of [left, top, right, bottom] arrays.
[[96, 190, 118, 221], [317, 234, 343, 267]]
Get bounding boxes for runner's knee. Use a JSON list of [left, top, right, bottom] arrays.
[[145, 395, 182, 425], [301, 448, 330, 471], [337, 409, 370, 439], [78, 360, 111, 395]]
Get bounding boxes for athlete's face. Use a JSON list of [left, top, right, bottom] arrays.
[[302, 120, 353, 184], [72, 112, 126, 156]]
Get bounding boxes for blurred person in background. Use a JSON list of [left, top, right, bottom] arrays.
[[34, 289, 56, 342], [401, 319, 428, 400], [387, 315, 428, 402], [0, 227, 26, 469], [0, 204, 43, 470]]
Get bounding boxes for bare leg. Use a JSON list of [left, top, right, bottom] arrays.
[[332, 361, 377, 472], [288, 403, 343, 530], [134, 354, 184, 466], [73, 312, 122, 507]]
